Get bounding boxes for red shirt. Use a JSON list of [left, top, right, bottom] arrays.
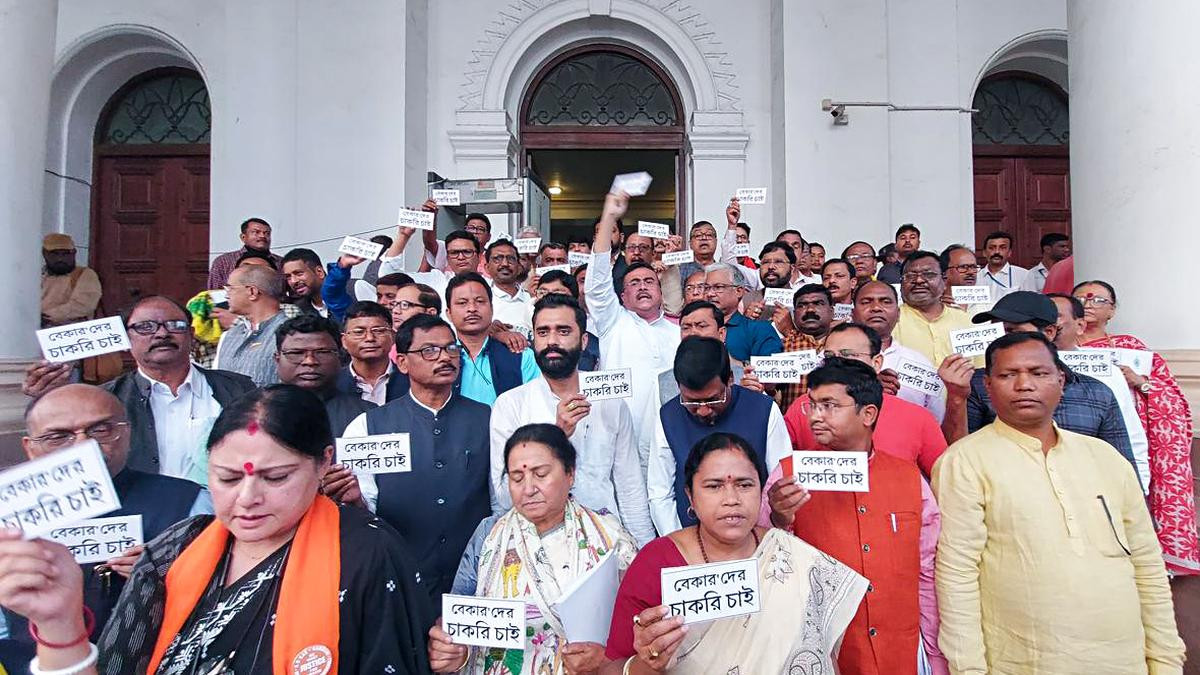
[[784, 393, 946, 476], [1041, 255, 1074, 295]]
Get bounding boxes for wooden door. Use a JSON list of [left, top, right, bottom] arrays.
[[973, 154, 1071, 268], [92, 154, 210, 314]]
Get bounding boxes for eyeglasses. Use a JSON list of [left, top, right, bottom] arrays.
[[405, 343, 463, 360], [690, 232, 716, 241], [681, 392, 727, 409], [447, 249, 477, 259], [29, 421, 128, 449], [345, 326, 393, 339], [809, 400, 857, 415], [625, 244, 653, 253], [845, 254, 875, 262], [901, 271, 941, 282], [823, 349, 872, 360], [706, 283, 737, 293], [1077, 296, 1114, 307], [488, 254, 518, 264], [948, 264, 979, 273], [223, 283, 253, 292], [623, 277, 660, 289], [684, 283, 709, 294], [465, 224, 489, 234], [279, 348, 339, 364], [127, 319, 190, 335], [392, 300, 428, 311]]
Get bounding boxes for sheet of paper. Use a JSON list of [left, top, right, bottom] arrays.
[[892, 284, 903, 301], [730, 243, 751, 258], [568, 251, 590, 268], [1109, 347, 1153, 377], [535, 264, 571, 276], [833, 303, 854, 321], [637, 221, 670, 239], [792, 450, 869, 492], [442, 594, 526, 649], [397, 207, 435, 231], [949, 323, 1003, 358], [514, 237, 542, 254], [751, 352, 820, 383], [335, 434, 412, 474], [660, 557, 760, 625], [551, 552, 619, 644], [661, 250, 695, 266], [895, 359, 943, 395], [951, 285, 992, 305], [47, 514, 143, 565], [431, 188, 461, 206], [37, 316, 130, 364], [0, 440, 121, 539], [1060, 350, 1114, 378], [338, 235, 385, 261], [735, 188, 767, 205], [579, 369, 632, 400], [610, 172, 653, 197], [762, 287, 794, 308], [208, 289, 228, 305]]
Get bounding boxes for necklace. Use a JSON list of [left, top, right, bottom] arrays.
[[696, 525, 759, 564]]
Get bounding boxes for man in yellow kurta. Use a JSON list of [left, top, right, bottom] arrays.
[[891, 251, 974, 366], [932, 331, 1184, 674], [40, 233, 102, 327]]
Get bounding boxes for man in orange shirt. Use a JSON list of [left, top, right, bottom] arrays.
[[762, 357, 947, 675]]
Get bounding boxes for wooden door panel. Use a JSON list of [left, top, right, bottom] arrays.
[[973, 157, 1016, 259], [973, 152, 1071, 270]]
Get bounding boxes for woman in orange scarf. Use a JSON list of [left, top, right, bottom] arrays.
[[0, 385, 434, 675]]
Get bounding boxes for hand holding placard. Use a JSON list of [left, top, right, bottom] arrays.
[[579, 369, 632, 400], [735, 188, 767, 205], [949, 323, 1003, 358], [397, 208, 435, 231], [611, 172, 653, 197], [338, 236, 385, 261], [660, 557, 760, 624], [792, 451, 869, 492], [442, 594, 525, 649]]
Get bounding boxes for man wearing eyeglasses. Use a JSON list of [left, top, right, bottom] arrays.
[[342, 314, 492, 601], [703, 262, 782, 362], [334, 301, 407, 406], [5, 384, 212, 645], [938, 244, 991, 318], [648, 336, 790, 534], [842, 241, 879, 288], [484, 239, 534, 340], [933, 332, 1183, 674], [274, 314, 373, 438], [213, 264, 288, 386], [891, 251, 975, 367]]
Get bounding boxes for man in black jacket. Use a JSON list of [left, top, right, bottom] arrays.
[[274, 314, 374, 436]]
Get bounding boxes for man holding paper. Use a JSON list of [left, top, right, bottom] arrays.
[[892, 251, 975, 367], [776, 284, 836, 413], [852, 281, 946, 422], [484, 238, 535, 339], [765, 357, 947, 675], [703, 262, 782, 362]]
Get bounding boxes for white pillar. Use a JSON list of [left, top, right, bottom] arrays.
[[1069, 0, 1200, 349]]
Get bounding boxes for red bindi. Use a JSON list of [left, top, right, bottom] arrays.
[[244, 462, 255, 475], [246, 420, 259, 435]]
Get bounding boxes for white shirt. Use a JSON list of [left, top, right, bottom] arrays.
[[343, 391, 452, 511], [349, 362, 394, 406], [980, 262, 1030, 301], [1078, 349, 1152, 492], [489, 282, 533, 339], [790, 273, 822, 290], [1018, 262, 1049, 293], [489, 377, 656, 545], [584, 250, 681, 472], [881, 341, 947, 423], [378, 255, 453, 303], [648, 395, 792, 535], [140, 365, 222, 482]]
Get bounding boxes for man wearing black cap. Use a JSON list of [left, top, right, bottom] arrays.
[[942, 291, 1139, 476]]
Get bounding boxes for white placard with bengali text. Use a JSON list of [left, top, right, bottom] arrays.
[[735, 188, 767, 205], [48, 515, 143, 565], [442, 594, 526, 649], [338, 235, 385, 261], [661, 250, 695, 266], [0, 440, 121, 540], [661, 557, 760, 625], [610, 172, 652, 197], [535, 264, 571, 277], [568, 251, 590, 268], [1108, 347, 1153, 377], [833, 303, 854, 321], [951, 285, 992, 306], [751, 352, 820, 383], [763, 287, 794, 307], [896, 359, 943, 395], [514, 237, 542, 254], [1060, 350, 1114, 378], [730, 243, 751, 258], [36, 316, 130, 364], [335, 434, 412, 474], [792, 450, 869, 492], [397, 208, 435, 231], [431, 189, 461, 206], [637, 221, 670, 239], [949, 323, 1004, 358], [579, 369, 632, 400]]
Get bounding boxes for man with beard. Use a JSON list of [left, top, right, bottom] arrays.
[[892, 250, 974, 367], [852, 281, 945, 421], [842, 241, 879, 287], [488, 295, 654, 544], [280, 247, 332, 319], [40, 233, 102, 327], [1020, 232, 1071, 293], [777, 284, 836, 412], [742, 241, 795, 317], [821, 257, 857, 309], [531, 269, 599, 371], [446, 272, 539, 406], [343, 314, 492, 600], [979, 230, 1029, 301], [207, 217, 281, 289], [704, 262, 782, 361], [735, 222, 757, 269], [484, 239, 534, 339], [939, 244, 989, 316], [649, 336, 790, 533], [274, 314, 373, 437], [776, 229, 818, 287]]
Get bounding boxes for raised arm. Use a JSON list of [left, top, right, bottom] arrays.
[[584, 191, 629, 337]]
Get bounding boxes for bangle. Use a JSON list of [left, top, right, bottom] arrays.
[[622, 655, 636, 675], [29, 606, 95, 648], [452, 650, 470, 673], [29, 642, 98, 675]]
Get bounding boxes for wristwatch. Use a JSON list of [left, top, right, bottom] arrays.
[[1139, 381, 1151, 394]]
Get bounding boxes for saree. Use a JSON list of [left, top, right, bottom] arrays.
[[468, 498, 638, 675], [1082, 334, 1200, 574]]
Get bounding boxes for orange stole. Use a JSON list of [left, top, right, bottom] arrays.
[[146, 496, 342, 675], [782, 451, 922, 675]]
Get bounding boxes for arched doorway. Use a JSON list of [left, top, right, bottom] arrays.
[[971, 72, 1070, 268], [91, 67, 211, 313], [520, 45, 685, 240]]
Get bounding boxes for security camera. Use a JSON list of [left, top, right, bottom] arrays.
[[821, 99, 848, 125]]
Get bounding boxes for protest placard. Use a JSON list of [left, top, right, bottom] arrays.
[[661, 250, 695, 266], [514, 237, 542, 254], [763, 287, 795, 307], [951, 285, 992, 305], [335, 434, 412, 474], [751, 352, 820, 383], [895, 359, 943, 395], [735, 188, 767, 205], [338, 235, 385, 261], [47, 514, 143, 565], [579, 369, 632, 400], [660, 557, 760, 625], [833, 303, 854, 321], [431, 188, 461, 206], [1110, 347, 1153, 377], [1060, 350, 1114, 378], [0, 440, 121, 540], [441, 594, 526, 649], [949, 323, 1003, 358], [730, 243, 751, 258], [36, 316, 130, 364], [637, 221, 670, 239], [568, 251, 590, 268], [792, 450, 869, 492], [610, 172, 653, 197], [397, 208, 435, 231], [535, 264, 571, 276]]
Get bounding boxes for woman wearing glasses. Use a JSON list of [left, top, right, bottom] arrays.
[[1074, 280, 1200, 575]]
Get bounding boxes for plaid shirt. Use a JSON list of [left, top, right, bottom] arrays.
[[775, 332, 827, 414]]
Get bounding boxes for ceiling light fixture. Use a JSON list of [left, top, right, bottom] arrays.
[[548, 186, 563, 195]]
